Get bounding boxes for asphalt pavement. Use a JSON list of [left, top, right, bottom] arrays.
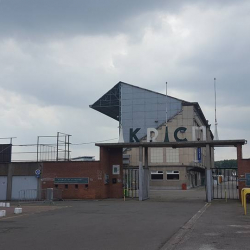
[[171, 200, 250, 250], [0, 188, 250, 250]]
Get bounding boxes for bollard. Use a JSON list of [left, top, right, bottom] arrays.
[[0, 210, 6, 217], [14, 208, 22, 214]]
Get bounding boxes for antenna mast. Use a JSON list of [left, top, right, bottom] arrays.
[[164, 82, 169, 142], [166, 82, 168, 124], [214, 77, 219, 140]]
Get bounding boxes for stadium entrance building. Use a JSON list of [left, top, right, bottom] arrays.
[[90, 81, 214, 191], [0, 81, 248, 202]]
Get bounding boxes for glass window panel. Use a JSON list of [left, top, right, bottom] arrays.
[[166, 148, 179, 163], [151, 148, 163, 163]]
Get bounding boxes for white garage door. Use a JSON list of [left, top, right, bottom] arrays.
[[0, 176, 7, 201], [11, 176, 38, 200]]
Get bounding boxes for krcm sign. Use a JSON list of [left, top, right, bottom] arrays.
[[129, 126, 207, 142]]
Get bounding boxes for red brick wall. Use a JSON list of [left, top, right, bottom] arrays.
[[237, 145, 250, 200], [42, 161, 100, 199], [100, 147, 123, 198], [41, 146, 123, 200]]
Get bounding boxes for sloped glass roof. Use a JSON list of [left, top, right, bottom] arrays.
[[89, 83, 120, 121], [90, 81, 209, 142]]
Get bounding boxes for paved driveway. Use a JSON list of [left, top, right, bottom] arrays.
[[0, 189, 206, 250]]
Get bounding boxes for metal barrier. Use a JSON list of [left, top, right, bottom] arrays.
[[41, 188, 63, 202], [241, 188, 250, 215], [123, 168, 139, 198], [19, 189, 39, 202], [19, 188, 63, 204], [212, 168, 238, 199]]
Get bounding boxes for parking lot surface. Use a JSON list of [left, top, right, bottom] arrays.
[[0, 189, 205, 250], [2, 188, 249, 250]]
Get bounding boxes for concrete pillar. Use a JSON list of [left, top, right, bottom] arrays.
[[237, 144, 243, 200], [6, 163, 13, 201], [237, 144, 242, 162], [145, 147, 148, 168], [206, 144, 212, 202], [37, 163, 42, 200], [144, 147, 149, 200], [139, 146, 143, 201]]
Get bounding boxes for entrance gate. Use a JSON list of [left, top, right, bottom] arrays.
[[97, 140, 246, 202], [212, 168, 238, 199], [123, 168, 139, 198]]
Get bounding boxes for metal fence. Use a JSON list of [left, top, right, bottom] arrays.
[[19, 189, 38, 202], [123, 168, 139, 198], [19, 188, 63, 204], [212, 168, 238, 199], [41, 188, 63, 202]]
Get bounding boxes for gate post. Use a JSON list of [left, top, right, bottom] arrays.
[[139, 146, 143, 201], [144, 147, 149, 200], [6, 163, 13, 201], [206, 144, 212, 202]]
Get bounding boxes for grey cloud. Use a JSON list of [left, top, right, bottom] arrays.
[[0, 0, 250, 160], [0, 0, 245, 39], [0, 0, 170, 38]]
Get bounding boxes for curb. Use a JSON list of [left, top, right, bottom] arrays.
[[160, 202, 211, 250]]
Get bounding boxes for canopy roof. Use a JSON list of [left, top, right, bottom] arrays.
[[96, 140, 247, 148]]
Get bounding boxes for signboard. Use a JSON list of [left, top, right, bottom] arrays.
[[246, 174, 250, 186], [197, 148, 201, 163], [54, 178, 89, 184], [112, 165, 120, 175], [238, 179, 246, 182], [35, 169, 41, 175], [35, 169, 41, 178]]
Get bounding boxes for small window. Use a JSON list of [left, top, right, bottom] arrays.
[[167, 170, 180, 180], [55, 184, 58, 189], [166, 148, 179, 163], [151, 148, 163, 163], [75, 184, 78, 189], [65, 184, 68, 189], [151, 171, 163, 180]]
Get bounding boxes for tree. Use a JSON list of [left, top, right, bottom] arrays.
[[214, 159, 237, 168]]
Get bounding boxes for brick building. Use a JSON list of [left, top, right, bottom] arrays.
[[237, 145, 250, 200], [0, 147, 123, 201]]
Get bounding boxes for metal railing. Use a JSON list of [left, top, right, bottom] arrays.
[[123, 168, 139, 198], [212, 168, 238, 199], [18, 188, 63, 204], [19, 189, 39, 202], [41, 188, 63, 202]]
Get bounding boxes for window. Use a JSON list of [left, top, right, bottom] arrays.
[[75, 184, 78, 189], [151, 171, 163, 180], [151, 148, 163, 163], [65, 184, 68, 189], [167, 170, 180, 180], [166, 148, 179, 163], [55, 184, 58, 189]]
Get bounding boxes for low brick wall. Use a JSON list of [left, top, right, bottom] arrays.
[[42, 147, 123, 200], [237, 145, 250, 200]]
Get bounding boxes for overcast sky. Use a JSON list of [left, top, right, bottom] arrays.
[[0, 0, 249, 161]]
